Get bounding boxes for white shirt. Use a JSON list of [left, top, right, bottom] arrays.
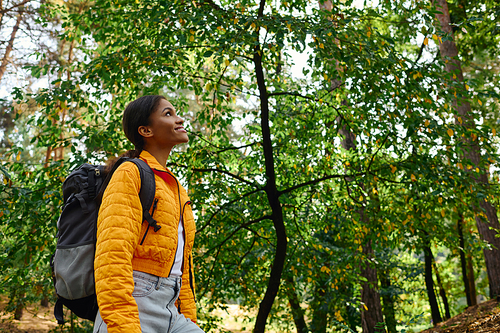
[[169, 218, 185, 277]]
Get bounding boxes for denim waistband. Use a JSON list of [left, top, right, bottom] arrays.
[[132, 270, 182, 288]]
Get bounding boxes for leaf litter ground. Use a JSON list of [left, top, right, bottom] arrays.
[[420, 298, 500, 333], [0, 297, 499, 332]]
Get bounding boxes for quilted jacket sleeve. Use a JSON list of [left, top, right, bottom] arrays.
[[179, 253, 197, 322], [94, 165, 142, 333]]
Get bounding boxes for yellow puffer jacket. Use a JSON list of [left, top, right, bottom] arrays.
[[94, 150, 197, 333]]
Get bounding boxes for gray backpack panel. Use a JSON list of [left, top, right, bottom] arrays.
[[53, 244, 95, 299]]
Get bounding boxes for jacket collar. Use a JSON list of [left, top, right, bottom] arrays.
[[139, 150, 168, 172], [139, 150, 180, 189]]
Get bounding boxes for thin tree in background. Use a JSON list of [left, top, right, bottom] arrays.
[[458, 213, 477, 307], [0, 10, 22, 82], [422, 233, 442, 325], [435, 0, 500, 298], [319, 1, 385, 332]]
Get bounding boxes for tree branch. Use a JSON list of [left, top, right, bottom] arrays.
[[170, 162, 257, 186], [187, 131, 259, 154], [196, 188, 264, 235], [0, 0, 30, 15], [199, 240, 222, 298], [205, 215, 272, 255], [215, 142, 259, 154], [279, 172, 347, 196], [366, 133, 390, 173], [199, 214, 271, 299], [237, 235, 257, 266], [268, 90, 342, 108], [279, 133, 390, 197], [0, 10, 22, 82], [411, 38, 427, 68], [344, 176, 363, 205]]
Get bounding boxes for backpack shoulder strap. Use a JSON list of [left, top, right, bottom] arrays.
[[100, 157, 159, 230], [126, 158, 155, 209], [125, 158, 160, 232]]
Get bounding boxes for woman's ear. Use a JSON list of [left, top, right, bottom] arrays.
[[138, 125, 153, 138]]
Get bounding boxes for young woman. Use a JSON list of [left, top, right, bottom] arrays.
[[93, 95, 204, 333]]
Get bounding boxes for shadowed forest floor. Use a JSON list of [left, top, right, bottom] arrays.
[[419, 298, 500, 333], [0, 299, 253, 332], [0, 297, 56, 332], [0, 298, 499, 332]]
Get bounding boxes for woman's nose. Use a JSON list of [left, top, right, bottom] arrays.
[[176, 116, 184, 124]]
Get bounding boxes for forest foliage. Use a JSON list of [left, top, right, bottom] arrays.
[[1, 0, 500, 332]]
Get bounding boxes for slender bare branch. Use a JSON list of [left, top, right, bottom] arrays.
[[187, 131, 260, 154], [215, 142, 259, 154], [0, 0, 30, 15], [0, 10, 22, 82], [279, 133, 390, 197], [279, 172, 347, 196], [366, 133, 390, 173], [205, 215, 272, 255], [196, 188, 264, 235], [170, 162, 257, 186]]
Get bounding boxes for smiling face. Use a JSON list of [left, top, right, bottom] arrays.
[[139, 99, 189, 150]]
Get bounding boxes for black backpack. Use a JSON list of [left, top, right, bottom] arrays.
[[51, 157, 159, 325]]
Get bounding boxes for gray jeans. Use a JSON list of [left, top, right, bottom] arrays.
[[93, 271, 204, 333]]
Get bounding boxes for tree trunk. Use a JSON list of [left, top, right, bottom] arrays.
[[360, 240, 386, 333], [458, 213, 474, 307], [318, 2, 385, 332], [339, 113, 384, 333], [435, 0, 500, 299], [0, 11, 22, 82], [475, 201, 500, 298], [310, 282, 328, 333], [467, 254, 477, 306], [14, 305, 23, 321], [433, 261, 451, 319], [0, 0, 4, 29], [337, 77, 385, 333], [40, 296, 49, 308], [13, 292, 24, 321], [252, 12, 288, 331], [458, 214, 472, 306], [423, 238, 442, 325], [379, 270, 397, 333], [285, 276, 309, 333]]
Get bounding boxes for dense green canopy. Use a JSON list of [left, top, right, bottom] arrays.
[[1, 0, 499, 332]]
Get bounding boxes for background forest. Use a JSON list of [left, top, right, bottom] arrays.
[[1, 0, 500, 332]]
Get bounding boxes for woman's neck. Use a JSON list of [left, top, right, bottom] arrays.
[[143, 147, 172, 168]]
